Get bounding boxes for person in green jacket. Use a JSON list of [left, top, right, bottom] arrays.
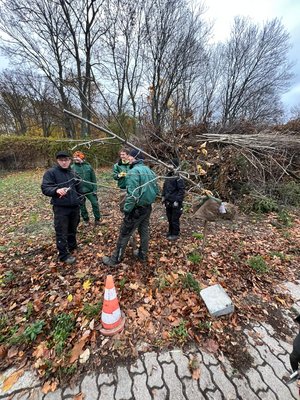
[[72, 151, 101, 226], [113, 149, 130, 189], [103, 149, 159, 266]]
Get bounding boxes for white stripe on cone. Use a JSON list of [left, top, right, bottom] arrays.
[[104, 287, 117, 301], [101, 308, 121, 325]]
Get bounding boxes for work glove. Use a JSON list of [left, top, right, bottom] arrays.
[[118, 172, 127, 178], [173, 201, 179, 208]]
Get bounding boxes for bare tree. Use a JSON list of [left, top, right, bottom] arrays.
[[142, 0, 210, 133], [219, 17, 293, 125]]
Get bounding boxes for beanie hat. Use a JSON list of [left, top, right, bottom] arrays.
[[73, 151, 85, 159], [56, 151, 71, 159], [129, 148, 144, 160]]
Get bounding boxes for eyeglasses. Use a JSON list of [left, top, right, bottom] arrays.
[[58, 158, 71, 162]]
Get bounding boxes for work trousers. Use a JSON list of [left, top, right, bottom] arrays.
[[112, 205, 152, 262], [80, 193, 100, 221], [166, 203, 183, 236], [290, 332, 300, 371], [53, 206, 80, 261]]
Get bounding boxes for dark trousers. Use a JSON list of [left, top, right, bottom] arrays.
[[112, 205, 152, 262], [166, 203, 183, 236], [290, 333, 300, 371], [53, 206, 80, 261], [80, 193, 100, 221]]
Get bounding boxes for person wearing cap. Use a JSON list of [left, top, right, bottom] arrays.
[[71, 151, 101, 226], [162, 158, 185, 240], [103, 148, 159, 266], [41, 151, 83, 264]]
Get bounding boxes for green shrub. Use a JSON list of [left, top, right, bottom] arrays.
[[51, 313, 75, 355], [251, 196, 279, 213], [187, 252, 202, 264], [23, 320, 45, 342], [274, 181, 300, 206], [182, 272, 201, 293], [247, 255, 269, 274], [0, 136, 119, 170], [276, 209, 293, 227]]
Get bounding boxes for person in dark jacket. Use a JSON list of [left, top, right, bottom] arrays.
[[162, 158, 185, 241], [71, 151, 101, 226], [290, 315, 300, 372], [41, 151, 83, 264], [103, 149, 159, 266]]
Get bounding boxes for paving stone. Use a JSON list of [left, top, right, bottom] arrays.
[[63, 386, 83, 397], [209, 364, 237, 399], [256, 389, 277, 400], [277, 337, 293, 354], [182, 377, 204, 399], [115, 366, 132, 400], [283, 281, 300, 301], [198, 361, 215, 392], [130, 359, 145, 374], [81, 374, 98, 400], [200, 284, 234, 317], [200, 351, 218, 366], [232, 377, 259, 399], [257, 364, 295, 399], [246, 368, 269, 392], [0, 369, 40, 396], [250, 341, 290, 379], [97, 372, 115, 386], [150, 387, 168, 400], [158, 351, 172, 363], [244, 341, 265, 365], [171, 351, 191, 379], [204, 389, 222, 399], [44, 389, 63, 399], [132, 374, 151, 400], [161, 362, 185, 399], [99, 384, 115, 400], [254, 325, 287, 353], [143, 352, 163, 388]]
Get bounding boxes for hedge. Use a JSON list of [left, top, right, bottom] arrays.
[[0, 136, 120, 170]]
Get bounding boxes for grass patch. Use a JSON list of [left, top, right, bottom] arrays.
[[247, 255, 269, 274], [82, 302, 102, 319], [187, 252, 202, 264], [170, 320, 189, 343], [51, 313, 75, 355]]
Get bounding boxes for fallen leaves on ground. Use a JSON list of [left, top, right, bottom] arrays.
[[0, 169, 299, 387]]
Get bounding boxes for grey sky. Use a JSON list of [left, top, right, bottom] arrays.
[[204, 0, 300, 112]]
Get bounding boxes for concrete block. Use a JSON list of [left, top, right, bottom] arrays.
[[200, 284, 234, 317]]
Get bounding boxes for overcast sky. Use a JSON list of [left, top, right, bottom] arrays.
[[204, 0, 300, 112]]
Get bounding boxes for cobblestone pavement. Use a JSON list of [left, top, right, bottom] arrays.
[[1, 284, 300, 400]]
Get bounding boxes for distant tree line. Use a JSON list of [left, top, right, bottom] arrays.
[[0, 0, 294, 138]]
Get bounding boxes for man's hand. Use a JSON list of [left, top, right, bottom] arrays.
[[56, 187, 69, 198], [173, 201, 179, 207], [118, 171, 127, 178]]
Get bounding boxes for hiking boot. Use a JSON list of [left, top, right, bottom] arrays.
[[133, 249, 147, 263], [102, 256, 119, 266], [63, 256, 76, 264], [167, 235, 179, 241]]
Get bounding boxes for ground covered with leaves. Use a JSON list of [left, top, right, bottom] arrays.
[[0, 169, 299, 391]]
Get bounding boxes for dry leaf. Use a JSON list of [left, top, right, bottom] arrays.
[[42, 380, 58, 394], [73, 393, 85, 400], [2, 369, 24, 392], [69, 331, 91, 363]]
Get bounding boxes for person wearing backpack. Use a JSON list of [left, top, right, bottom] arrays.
[[103, 149, 158, 266]]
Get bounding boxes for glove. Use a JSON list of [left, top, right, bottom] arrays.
[[173, 201, 179, 207], [118, 172, 126, 178]]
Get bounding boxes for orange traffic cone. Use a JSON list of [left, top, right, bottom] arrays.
[[100, 275, 125, 336]]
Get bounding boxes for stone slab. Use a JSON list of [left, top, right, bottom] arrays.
[[200, 284, 234, 317]]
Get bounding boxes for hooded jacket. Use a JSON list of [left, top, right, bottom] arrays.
[[123, 160, 159, 213], [41, 165, 83, 207], [162, 171, 185, 204]]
